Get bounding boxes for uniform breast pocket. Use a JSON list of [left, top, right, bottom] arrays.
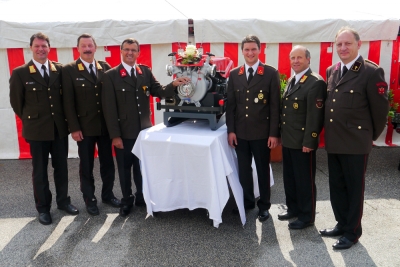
[[342, 88, 363, 109], [73, 80, 92, 99], [235, 89, 244, 104], [115, 86, 131, 103], [26, 84, 43, 102], [290, 96, 306, 113]]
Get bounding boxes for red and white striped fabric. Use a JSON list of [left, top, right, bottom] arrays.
[[1, 39, 399, 159]]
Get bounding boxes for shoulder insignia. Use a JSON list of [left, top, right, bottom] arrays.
[[376, 81, 387, 95], [351, 61, 361, 72], [257, 66, 264, 75], [238, 65, 244, 75], [77, 63, 85, 71], [29, 65, 36, 74], [365, 59, 379, 67], [310, 72, 321, 79], [299, 75, 308, 83], [316, 98, 324, 108], [263, 63, 277, 70], [96, 62, 103, 70]]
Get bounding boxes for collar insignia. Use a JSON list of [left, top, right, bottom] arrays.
[[299, 75, 308, 83], [351, 61, 361, 72], [77, 63, 85, 71], [29, 65, 36, 74], [238, 66, 244, 75], [120, 68, 127, 78], [96, 62, 103, 70], [257, 66, 264, 75], [136, 65, 142, 75], [50, 62, 57, 72]]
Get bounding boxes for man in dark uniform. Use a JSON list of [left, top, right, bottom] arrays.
[[321, 26, 389, 249], [63, 34, 120, 216], [226, 35, 280, 222], [9, 32, 79, 225], [279, 45, 327, 229], [102, 38, 190, 217]]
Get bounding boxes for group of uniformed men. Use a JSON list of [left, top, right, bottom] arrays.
[[226, 26, 389, 250], [9, 26, 389, 251]]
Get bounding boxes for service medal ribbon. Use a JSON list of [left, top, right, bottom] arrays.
[[77, 63, 85, 71], [257, 66, 264, 75], [96, 62, 103, 70], [29, 65, 36, 74], [238, 66, 244, 75], [120, 68, 127, 77], [136, 65, 142, 75]]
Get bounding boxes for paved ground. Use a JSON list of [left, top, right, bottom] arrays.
[[0, 147, 399, 266]]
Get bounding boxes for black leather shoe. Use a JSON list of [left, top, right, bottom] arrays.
[[86, 205, 100, 216], [57, 204, 79, 215], [258, 209, 270, 222], [319, 226, 344, 237], [232, 205, 255, 214], [38, 212, 52, 225], [119, 205, 133, 217], [278, 211, 297, 221], [102, 197, 121, 208], [135, 198, 146, 207], [332, 236, 357, 249], [288, 220, 314, 229]]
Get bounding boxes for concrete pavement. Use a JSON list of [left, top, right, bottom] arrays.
[[0, 147, 399, 266]]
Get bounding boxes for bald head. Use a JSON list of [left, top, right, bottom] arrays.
[[290, 45, 311, 74]]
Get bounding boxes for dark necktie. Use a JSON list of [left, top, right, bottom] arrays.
[[41, 65, 49, 85], [341, 65, 348, 78], [131, 67, 137, 83], [89, 63, 97, 83], [288, 77, 296, 92], [247, 67, 254, 84]]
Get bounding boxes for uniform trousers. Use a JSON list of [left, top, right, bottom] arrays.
[[236, 138, 271, 210], [114, 138, 143, 206], [77, 135, 115, 206], [327, 153, 368, 242], [282, 146, 316, 223], [27, 127, 70, 213]]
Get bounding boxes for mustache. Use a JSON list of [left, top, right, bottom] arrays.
[[83, 51, 93, 54]]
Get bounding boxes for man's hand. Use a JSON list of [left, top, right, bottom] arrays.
[[71, 131, 83, 142], [172, 77, 191, 87], [268, 137, 279, 149], [112, 137, 124, 149], [228, 132, 237, 148], [302, 146, 314, 153]]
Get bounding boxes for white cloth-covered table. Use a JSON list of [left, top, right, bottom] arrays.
[[132, 120, 274, 227]]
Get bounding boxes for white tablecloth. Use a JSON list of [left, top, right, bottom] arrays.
[[132, 120, 273, 227]]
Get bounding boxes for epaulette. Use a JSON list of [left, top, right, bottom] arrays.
[[310, 72, 323, 80], [263, 63, 277, 70], [365, 59, 379, 68], [138, 63, 150, 69]]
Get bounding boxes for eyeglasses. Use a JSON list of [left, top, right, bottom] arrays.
[[122, 48, 138, 53]]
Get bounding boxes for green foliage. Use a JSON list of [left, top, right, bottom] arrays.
[[280, 74, 288, 97], [388, 89, 399, 118]]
